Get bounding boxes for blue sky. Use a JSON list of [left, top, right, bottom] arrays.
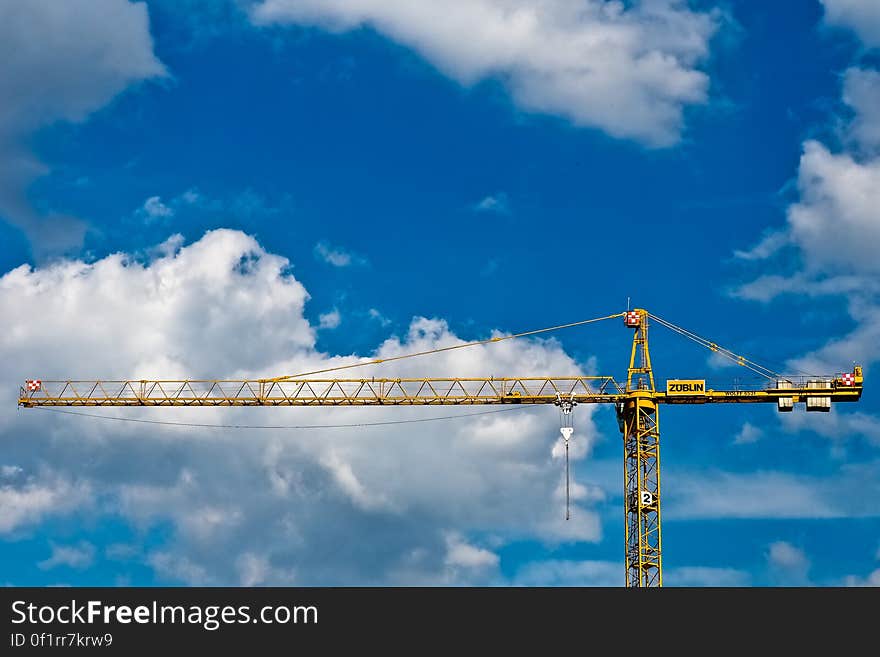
[[1, 0, 879, 586]]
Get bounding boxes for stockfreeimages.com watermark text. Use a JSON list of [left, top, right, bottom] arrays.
[[11, 599, 317, 632]]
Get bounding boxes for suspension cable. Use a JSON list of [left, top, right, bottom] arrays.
[[267, 312, 624, 382], [555, 393, 576, 521], [31, 404, 531, 430], [648, 312, 783, 381]]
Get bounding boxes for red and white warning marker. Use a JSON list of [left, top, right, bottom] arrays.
[[624, 310, 640, 327], [841, 372, 855, 386], [25, 379, 42, 391]]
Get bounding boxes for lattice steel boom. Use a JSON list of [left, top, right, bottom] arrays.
[[17, 308, 865, 587]]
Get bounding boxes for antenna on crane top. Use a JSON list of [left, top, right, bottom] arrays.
[[626, 296, 631, 311]]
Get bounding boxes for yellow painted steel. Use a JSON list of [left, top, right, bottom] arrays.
[[621, 393, 661, 587], [620, 309, 662, 587], [17, 377, 863, 407], [626, 309, 655, 393], [16, 309, 866, 588], [18, 377, 625, 407]]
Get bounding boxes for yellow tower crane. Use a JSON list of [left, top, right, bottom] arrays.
[[18, 308, 864, 587]]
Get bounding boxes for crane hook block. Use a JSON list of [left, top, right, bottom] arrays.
[[560, 427, 574, 442]]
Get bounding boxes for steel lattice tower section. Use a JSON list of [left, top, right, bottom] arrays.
[[619, 309, 662, 587]]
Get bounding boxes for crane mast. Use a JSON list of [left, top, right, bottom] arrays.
[[17, 308, 865, 587], [621, 309, 661, 587]]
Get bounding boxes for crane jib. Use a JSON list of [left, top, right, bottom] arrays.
[[17, 378, 863, 407]]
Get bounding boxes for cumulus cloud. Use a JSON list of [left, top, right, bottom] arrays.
[[473, 193, 510, 215], [732, 272, 877, 303], [732, 67, 880, 284], [0, 473, 91, 534], [320, 450, 395, 512], [780, 407, 880, 446], [139, 196, 175, 222], [507, 558, 749, 587], [136, 188, 285, 223], [318, 309, 341, 329], [822, 0, 880, 48], [444, 533, 499, 570], [0, 229, 313, 380], [313, 240, 366, 267], [1, 465, 23, 479], [732, 65, 880, 381], [842, 543, 880, 586], [105, 543, 140, 561], [0, 0, 165, 255], [368, 308, 392, 327], [149, 552, 215, 586], [734, 137, 880, 300], [767, 540, 810, 584], [787, 141, 880, 274], [664, 566, 750, 587], [513, 559, 620, 586], [844, 568, 880, 586], [236, 552, 297, 586], [251, 0, 718, 146], [38, 542, 96, 571], [767, 541, 809, 571], [733, 421, 763, 445], [843, 68, 880, 151], [664, 466, 880, 519], [732, 230, 789, 262], [1, 229, 603, 584]]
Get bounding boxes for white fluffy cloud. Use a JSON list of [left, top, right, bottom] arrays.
[[1, 229, 604, 584], [665, 465, 880, 519], [822, 0, 880, 48], [668, 471, 836, 519], [251, 0, 718, 146], [313, 240, 366, 267], [512, 559, 750, 586], [844, 568, 880, 586], [0, 471, 91, 534], [473, 193, 510, 215], [843, 68, 880, 150], [733, 421, 763, 445], [735, 136, 880, 282], [513, 559, 620, 586], [318, 309, 342, 329], [787, 141, 880, 274], [38, 541, 96, 571], [766, 540, 810, 585], [0, 0, 165, 254], [664, 566, 750, 587], [767, 540, 809, 571], [733, 66, 880, 378], [842, 543, 880, 586], [780, 406, 880, 446], [140, 196, 175, 222], [0, 230, 313, 381], [731, 1, 880, 396], [443, 532, 500, 584]]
